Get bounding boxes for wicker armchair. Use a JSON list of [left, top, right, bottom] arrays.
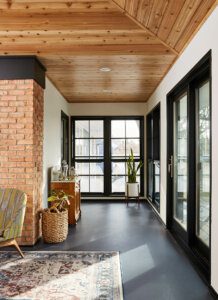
[[0, 188, 27, 258]]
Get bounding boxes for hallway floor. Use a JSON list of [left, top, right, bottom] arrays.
[[22, 201, 214, 300]]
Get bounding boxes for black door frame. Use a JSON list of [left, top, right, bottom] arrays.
[[146, 103, 161, 212], [61, 110, 69, 164], [166, 51, 212, 282]]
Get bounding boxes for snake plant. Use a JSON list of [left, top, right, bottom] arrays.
[[127, 149, 143, 183]]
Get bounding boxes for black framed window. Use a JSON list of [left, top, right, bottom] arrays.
[[111, 119, 141, 193], [146, 104, 160, 211], [73, 120, 104, 193], [61, 111, 69, 164], [72, 116, 144, 196]]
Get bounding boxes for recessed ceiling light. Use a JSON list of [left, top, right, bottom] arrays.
[[99, 67, 111, 72]]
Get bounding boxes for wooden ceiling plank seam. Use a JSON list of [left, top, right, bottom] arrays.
[[135, 0, 153, 24], [0, 34, 162, 46], [174, 0, 218, 52], [39, 55, 175, 65], [0, 1, 117, 12], [146, 0, 170, 35], [123, 0, 128, 11], [112, 0, 125, 8], [0, 42, 175, 55], [143, 0, 155, 28], [165, 0, 203, 48], [125, 0, 140, 18], [0, 28, 164, 46], [157, 0, 186, 41], [133, 0, 141, 18], [0, 29, 147, 35], [0, 11, 140, 30], [110, 0, 179, 55], [142, 0, 155, 28]]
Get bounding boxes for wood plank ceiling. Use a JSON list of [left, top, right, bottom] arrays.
[[0, 0, 217, 103]]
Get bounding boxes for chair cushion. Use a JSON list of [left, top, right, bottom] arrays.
[[0, 210, 4, 236], [0, 188, 27, 240]]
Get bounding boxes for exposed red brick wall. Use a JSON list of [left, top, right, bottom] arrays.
[[0, 79, 44, 245]]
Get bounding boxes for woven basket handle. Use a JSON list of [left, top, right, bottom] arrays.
[[49, 207, 59, 213]]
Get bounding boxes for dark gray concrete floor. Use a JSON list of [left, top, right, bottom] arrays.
[[21, 201, 214, 300]]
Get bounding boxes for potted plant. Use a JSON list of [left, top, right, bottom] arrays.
[[126, 149, 143, 197], [41, 190, 70, 243]]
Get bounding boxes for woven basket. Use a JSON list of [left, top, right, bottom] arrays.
[[42, 208, 68, 243]]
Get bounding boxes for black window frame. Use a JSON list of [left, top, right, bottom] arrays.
[[61, 110, 69, 164], [72, 117, 104, 195], [71, 116, 144, 197], [146, 103, 161, 212]]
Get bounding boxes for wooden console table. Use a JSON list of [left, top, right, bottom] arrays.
[[50, 180, 81, 225]]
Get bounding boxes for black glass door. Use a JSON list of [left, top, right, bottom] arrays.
[[167, 52, 211, 280]]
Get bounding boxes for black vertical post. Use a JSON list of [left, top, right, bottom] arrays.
[[104, 117, 111, 196], [140, 116, 145, 196], [166, 95, 174, 229], [187, 83, 196, 247]]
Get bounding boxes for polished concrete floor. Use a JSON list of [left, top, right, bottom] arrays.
[[21, 201, 214, 300]]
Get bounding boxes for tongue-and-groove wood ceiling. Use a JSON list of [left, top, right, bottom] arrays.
[[0, 0, 217, 103]]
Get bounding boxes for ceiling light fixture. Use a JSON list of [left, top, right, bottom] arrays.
[[99, 67, 111, 72]]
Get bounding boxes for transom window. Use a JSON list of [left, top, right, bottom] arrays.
[[72, 117, 144, 196]]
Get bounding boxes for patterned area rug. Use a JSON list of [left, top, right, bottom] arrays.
[[0, 251, 123, 300]]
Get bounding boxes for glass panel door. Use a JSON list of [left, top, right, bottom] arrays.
[[196, 80, 210, 246], [74, 120, 104, 193], [173, 93, 188, 230], [167, 52, 211, 280], [111, 119, 141, 194]]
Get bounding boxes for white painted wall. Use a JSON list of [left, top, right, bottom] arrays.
[[43, 78, 70, 207], [146, 7, 218, 292]]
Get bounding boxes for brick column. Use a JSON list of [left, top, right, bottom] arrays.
[[0, 79, 44, 245]]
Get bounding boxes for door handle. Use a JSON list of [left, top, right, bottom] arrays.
[[168, 155, 174, 178], [198, 162, 202, 170]]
